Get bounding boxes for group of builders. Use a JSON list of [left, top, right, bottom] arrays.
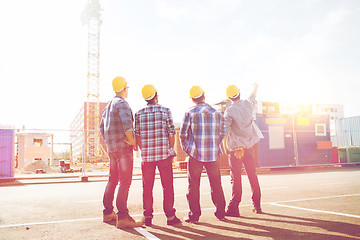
[[100, 76, 263, 229]]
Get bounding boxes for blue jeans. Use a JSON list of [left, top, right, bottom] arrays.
[[142, 157, 176, 219], [228, 146, 261, 210], [187, 157, 226, 220], [103, 146, 133, 220]]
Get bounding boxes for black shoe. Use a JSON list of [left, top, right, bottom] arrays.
[[184, 216, 199, 224], [252, 205, 262, 214], [225, 209, 240, 217], [216, 216, 227, 221], [144, 217, 152, 226], [167, 216, 181, 225]]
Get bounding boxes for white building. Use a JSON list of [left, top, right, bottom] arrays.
[[16, 132, 53, 169]]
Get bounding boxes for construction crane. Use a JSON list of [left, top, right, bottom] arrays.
[[81, 0, 102, 163]]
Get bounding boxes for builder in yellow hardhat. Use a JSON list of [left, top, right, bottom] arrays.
[[100, 76, 143, 229], [134, 84, 181, 226], [223, 83, 264, 217], [180, 86, 227, 223]]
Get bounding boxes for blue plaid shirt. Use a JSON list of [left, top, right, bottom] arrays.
[[135, 103, 176, 162], [180, 103, 225, 162], [100, 95, 134, 153]]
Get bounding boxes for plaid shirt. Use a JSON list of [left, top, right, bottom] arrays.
[[100, 95, 134, 153], [135, 103, 176, 162], [180, 102, 225, 162]]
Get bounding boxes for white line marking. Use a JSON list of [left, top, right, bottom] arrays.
[[271, 203, 360, 219], [134, 227, 161, 240], [0, 217, 102, 228], [262, 187, 289, 190], [319, 182, 348, 186], [76, 200, 101, 203], [271, 193, 360, 204]]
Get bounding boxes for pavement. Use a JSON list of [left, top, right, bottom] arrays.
[[0, 165, 359, 239]]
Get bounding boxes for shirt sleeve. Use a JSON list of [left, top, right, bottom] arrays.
[[134, 112, 140, 137], [180, 112, 190, 147], [224, 109, 233, 135], [117, 101, 134, 132], [248, 94, 256, 108], [166, 108, 176, 137], [219, 113, 225, 140]]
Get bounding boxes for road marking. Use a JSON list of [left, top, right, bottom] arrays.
[[262, 187, 289, 190], [319, 182, 348, 186], [271, 193, 360, 204], [76, 200, 100, 203], [271, 203, 360, 219], [134, 227, 161, 240], [0, 217, 102, 228]]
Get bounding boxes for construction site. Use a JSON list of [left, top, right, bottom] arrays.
[[1, 1, 360, 239], [0, 0, 359, 180]]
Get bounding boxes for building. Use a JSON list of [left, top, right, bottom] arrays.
[[70, 102, 108, 162], [16, 132, 52, 169]]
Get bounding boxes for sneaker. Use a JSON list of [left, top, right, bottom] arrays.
[[167, 216, 181, 226], [103, 211, 117, 223], [144, 217, 152, 227], [225, 209, 240, 217], [183, 216, 199, 224], [116, 216, 144, 229], [252, 205, 263, 214]]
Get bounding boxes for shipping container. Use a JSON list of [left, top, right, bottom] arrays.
[[256, 114, 331, 168], [0, 129, 14, 178]]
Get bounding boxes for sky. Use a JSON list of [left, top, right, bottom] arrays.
[[0, 0, 360, 142]]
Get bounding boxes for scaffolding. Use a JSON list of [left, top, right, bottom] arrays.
[[81, 0, 102, 162]]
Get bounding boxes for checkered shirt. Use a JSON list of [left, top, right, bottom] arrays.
[[135, 103, 176, 162], [100, 95, 134, 153], [180, 103, 225, 162]]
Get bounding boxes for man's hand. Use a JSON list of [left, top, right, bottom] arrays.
[[124, 131, 137, 150]]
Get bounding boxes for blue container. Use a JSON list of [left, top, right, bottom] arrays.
[[0, 129, 14, 178], [256, 114, 296, 167]]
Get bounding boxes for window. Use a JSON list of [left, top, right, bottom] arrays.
[[34, 138, 43, 147], [315, 123, 326, 136]]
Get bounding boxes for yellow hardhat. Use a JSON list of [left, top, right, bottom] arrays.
[[142, 84, 157, 100], [226, 85, 240, 98], [112, 76, 127, 92], [190, 86, 205, 99]]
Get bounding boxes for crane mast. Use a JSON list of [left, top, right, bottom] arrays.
[[82, 0, 101, 162]]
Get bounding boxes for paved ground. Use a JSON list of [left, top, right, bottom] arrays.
[[0, 166, 359, 239]]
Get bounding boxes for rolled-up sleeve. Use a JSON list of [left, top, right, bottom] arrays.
[[166, 109, 176, 137]]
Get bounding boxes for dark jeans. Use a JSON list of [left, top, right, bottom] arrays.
[[142, 157, 176, 219], [103, 146, 133, 220], [228, 146, 261, 210], [187, 157, 226, 220]]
